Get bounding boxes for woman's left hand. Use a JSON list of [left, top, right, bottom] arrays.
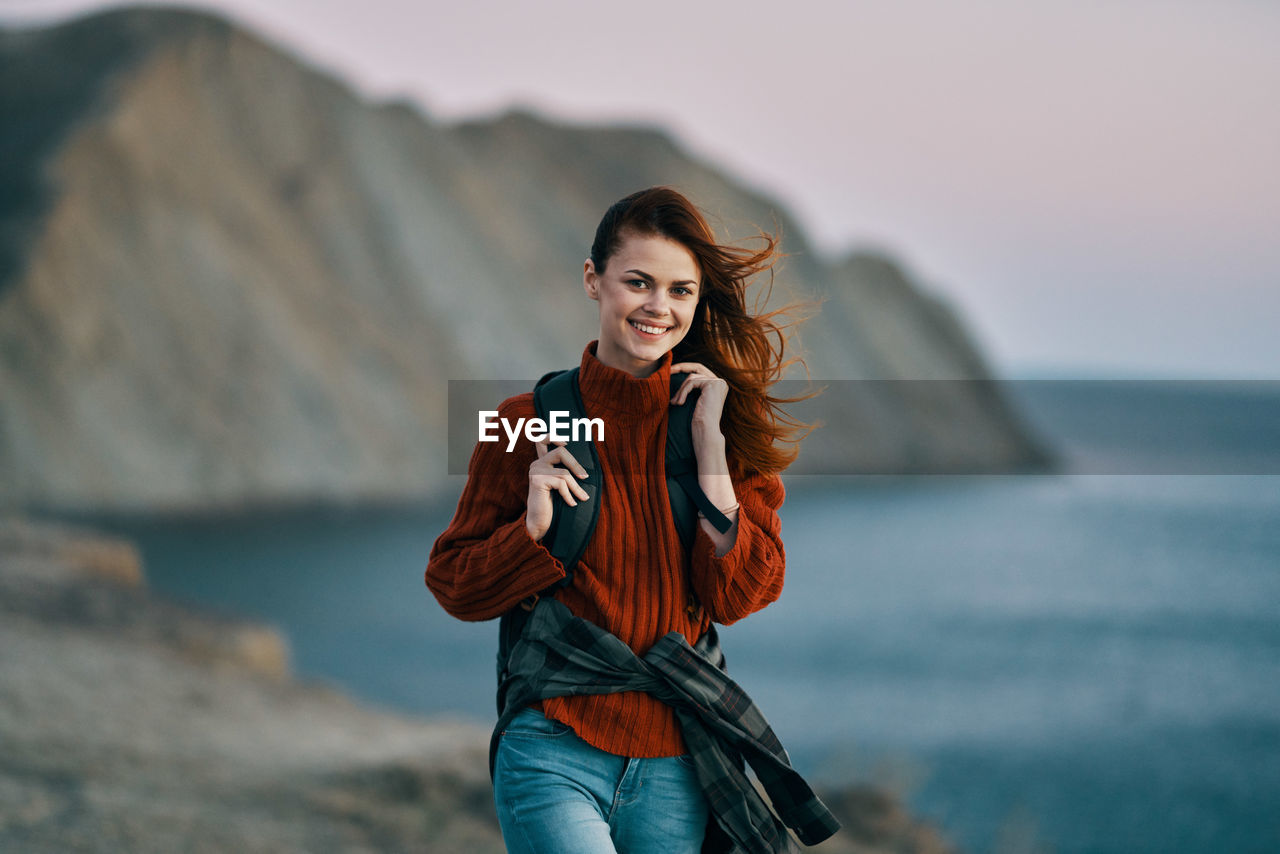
[[670, 362, 729, 449]]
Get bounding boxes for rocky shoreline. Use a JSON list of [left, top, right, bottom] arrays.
[[0, 515, 956, 853]]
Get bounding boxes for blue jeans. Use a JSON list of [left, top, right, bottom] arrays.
[[493, 707, 708, 853]]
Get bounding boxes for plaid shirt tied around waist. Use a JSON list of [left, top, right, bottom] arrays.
[[491, 597, 841, 853]]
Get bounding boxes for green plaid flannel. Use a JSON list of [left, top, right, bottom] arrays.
[[491, 597, 841, 853]]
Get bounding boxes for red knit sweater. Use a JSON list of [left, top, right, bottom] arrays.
[[425, 341, 787, 758]]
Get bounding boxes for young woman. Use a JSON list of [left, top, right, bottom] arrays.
[[426, 187, 825, 853]]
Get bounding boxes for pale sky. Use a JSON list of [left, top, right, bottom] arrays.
[[4, 0, 1278, 378]]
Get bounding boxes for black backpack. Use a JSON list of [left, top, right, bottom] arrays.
[[495, 368, 733, 712]]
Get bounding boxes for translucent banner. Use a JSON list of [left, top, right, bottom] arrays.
[[446, 379, 1280, 476]]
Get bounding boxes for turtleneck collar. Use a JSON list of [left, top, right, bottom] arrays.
[[578, 340, 672, 418]]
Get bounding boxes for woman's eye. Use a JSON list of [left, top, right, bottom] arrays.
[[673, 287, 694, 297], [627, 279, 649, 289]]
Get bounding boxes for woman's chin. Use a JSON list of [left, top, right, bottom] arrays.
[[617, 337, 664, 358], [637, 344, 676, 365]]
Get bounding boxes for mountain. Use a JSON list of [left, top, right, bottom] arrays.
[[0, 6, 1052, 514]]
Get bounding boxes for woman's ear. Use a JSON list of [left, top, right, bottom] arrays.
[[583, 259, 600, 300]]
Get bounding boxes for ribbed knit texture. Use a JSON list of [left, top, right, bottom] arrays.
[[426, 341, 787, 757]]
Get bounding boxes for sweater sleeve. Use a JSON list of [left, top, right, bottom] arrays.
[[425, 395, 568, 622], [688, 469, 787, 626]]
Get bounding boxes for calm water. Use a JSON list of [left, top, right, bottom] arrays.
[[70, 383, 1280, 854]]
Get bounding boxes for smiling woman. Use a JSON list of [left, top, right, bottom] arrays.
[[585, 233, 701, 373], [425, 187, 833, 853]]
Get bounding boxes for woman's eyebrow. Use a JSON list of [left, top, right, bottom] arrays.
[[625, 268, 698, 287]]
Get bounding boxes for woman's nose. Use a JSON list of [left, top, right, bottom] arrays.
[[643, 288, 670, 315]]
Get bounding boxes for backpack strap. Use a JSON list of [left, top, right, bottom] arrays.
[[496, 367, 599, 713], [666, 373, 735, 543], [531, 367, 601, 588]]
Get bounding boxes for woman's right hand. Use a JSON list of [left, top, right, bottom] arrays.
[[526, 441, 590, 541]]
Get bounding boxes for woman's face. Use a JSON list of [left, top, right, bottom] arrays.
[[584, 231, 701, 378]]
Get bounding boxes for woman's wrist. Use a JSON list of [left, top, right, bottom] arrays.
[[694, 434, 729, 473], [692, 428, 725, 452], [697, 502, 739, 519]]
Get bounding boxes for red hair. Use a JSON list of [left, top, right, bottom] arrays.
[[590, 187, 815, 476]]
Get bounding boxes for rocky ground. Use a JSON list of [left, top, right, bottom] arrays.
[[0, 514, 956, 853]]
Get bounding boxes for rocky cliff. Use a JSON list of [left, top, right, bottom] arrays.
[[0, 514, 505, 851], [0, 514, 958, 853], [0, 6, 1052, 514]]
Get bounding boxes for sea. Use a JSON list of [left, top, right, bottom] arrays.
[[69, 380, 1280, 854]]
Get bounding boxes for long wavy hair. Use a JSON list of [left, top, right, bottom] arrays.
[[589, 187, 815, 476]]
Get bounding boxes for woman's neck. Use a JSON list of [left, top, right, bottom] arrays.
[[578, 341, 672, 417], [592, 343, 664, 378]]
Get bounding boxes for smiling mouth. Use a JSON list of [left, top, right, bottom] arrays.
[[629, 320, 670, 337]]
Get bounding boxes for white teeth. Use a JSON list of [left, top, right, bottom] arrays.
[[630, 321, 668, 335]]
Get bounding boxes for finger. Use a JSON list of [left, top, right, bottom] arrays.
[[672, 374, 704, 405], [671, 362, 712, 377], [535, 440, 549, 459], [555, 479, 578, 507], [546, 445, 588, 479], [566, 474, 590, 502]]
